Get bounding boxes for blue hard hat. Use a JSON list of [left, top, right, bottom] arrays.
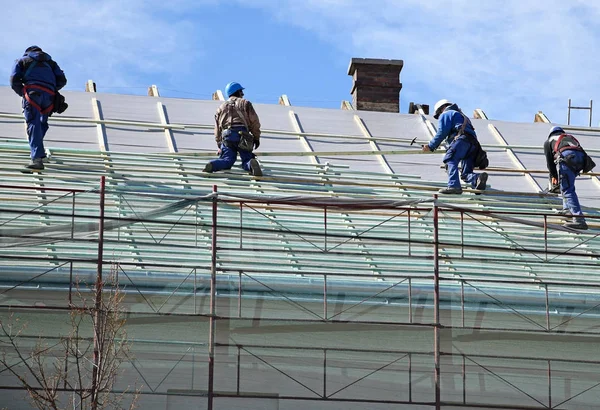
[[549, 126, 565, 137], [225, 82, 244, 97]]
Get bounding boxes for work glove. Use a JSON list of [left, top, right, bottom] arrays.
[[253, 139, 260, 150]]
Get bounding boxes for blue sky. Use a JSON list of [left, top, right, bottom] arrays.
[[1, 0, 599, 125]]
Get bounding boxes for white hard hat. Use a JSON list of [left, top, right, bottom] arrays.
[[433, 99, 452, 119]]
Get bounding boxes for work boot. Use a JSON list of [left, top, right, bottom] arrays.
[[202, 163, 213, 173], [249, 158, 262, 177], [438, 187, 462, 194], [556, 209, 572, 220], [563, 217, 588, 230], [475, 172, 488, 193], [25, 158, 44, 170]]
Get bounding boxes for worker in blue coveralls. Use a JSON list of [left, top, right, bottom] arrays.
[[544, 126, 589, 230], [203, 82, 262, 176], [10, 46, 67, 170], [422, 99, 488, 194]]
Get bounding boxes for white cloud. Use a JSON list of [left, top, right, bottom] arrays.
[[238, 0, 600, 123], [0, 0, 206, 92], [3, 0, 600, 125]]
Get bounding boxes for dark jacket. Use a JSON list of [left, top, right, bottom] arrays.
[[10, 50, 67, 97]]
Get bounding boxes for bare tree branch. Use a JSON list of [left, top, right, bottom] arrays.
[[0, 264, 140, 409]]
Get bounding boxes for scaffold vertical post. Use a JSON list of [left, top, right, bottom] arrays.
[[91, 176, 106, 409], [323, 349, 327, 398], [433, 194, 441, 410], [323, 274, 328, 320], [460, 210, 464, 258], [239, 202, 243, 249], [462, 354, 466, 404], [408, 277, 412, 323], [408, 209, 412, 257], [237, 345, 241, 395], [461, 280, 465, 327], [68, 191, 76, 304], [324, 206, 328, 252], [548, 360, 552, 408], [544, 215, 548, 261], [208, 184, 218, 410], [238, 271, 242, 318], [408, 352, 412, 401], [545, 284, 550, 331]]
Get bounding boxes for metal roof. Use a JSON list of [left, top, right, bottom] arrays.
[[2, 86, 600, 203]]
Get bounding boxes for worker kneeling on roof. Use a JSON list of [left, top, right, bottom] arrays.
[[10, 46, 67, 170], [422, 99, 488, 194], [203, 82, 262, 177], [544, 125, 595, 230]]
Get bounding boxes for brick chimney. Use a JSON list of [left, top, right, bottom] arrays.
[[348, 58, 404, 113]]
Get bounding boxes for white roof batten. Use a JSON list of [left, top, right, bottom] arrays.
[[417, 104, 438, 139], [91, 98, 109, 152], [151, 87, 194, 190], [282, 97, 319, 165], [353, 115, 394, 175]]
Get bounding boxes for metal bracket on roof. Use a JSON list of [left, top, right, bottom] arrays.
[[534, 111, 551, 123], [340, 100, 354, 110], [85, 80, 96, 93], [148, 85, 160, 97], [212, 90, 225, 101], [279, 95, 292, 106], [473, 109, 488, 120]]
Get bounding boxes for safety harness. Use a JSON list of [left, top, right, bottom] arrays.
[[223, 99, 254, 152], [552, 133, 584, 158], [455, 112, 488, 169], [21, 60, 55, 115]]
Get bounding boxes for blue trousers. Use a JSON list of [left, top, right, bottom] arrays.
[[23, 90, 52, 159], [558, 149, 585, 217], [443, 137, 480, 189], [209, 127, 254, 172]]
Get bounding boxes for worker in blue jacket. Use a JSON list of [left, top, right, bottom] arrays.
[[10, 46, 67, 170], [422, 99, 488, 194]]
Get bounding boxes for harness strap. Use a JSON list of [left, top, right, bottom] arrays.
[[23, 84, 55, 115]]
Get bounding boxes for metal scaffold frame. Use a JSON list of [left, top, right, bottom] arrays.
[[0, 178, 600, 409]]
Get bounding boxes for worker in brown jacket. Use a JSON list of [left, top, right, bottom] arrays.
[[203, 82, 262, 176]]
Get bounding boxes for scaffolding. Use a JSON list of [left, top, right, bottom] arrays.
[[1, 177, 600, 409]]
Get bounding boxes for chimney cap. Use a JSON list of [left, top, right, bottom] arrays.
[[347, 58, 404, 75]]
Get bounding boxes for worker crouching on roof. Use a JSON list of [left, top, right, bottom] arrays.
[[203, 82, 262, 176], [422, 100, 488, 194], [544, 126, 594, 230], [10, 46, 67, 170]]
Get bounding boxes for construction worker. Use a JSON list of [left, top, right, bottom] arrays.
[[544, 126, 589, 230], [422, 99, 488, 194], [203, 82, 262, 176], [10, 46, 67, 170]]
